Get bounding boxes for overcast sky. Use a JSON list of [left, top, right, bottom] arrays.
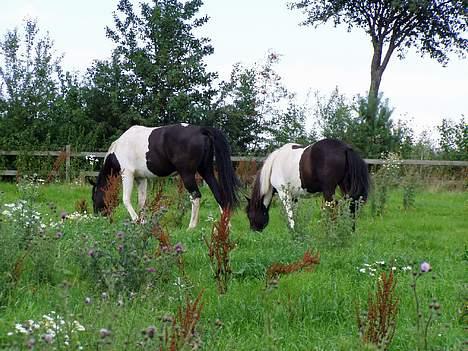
[[1, 0, 467, 135]]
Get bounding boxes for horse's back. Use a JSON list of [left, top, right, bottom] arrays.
[[299, 139, 350, 192]]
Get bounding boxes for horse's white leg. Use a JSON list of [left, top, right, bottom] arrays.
[[278, 189, 295, 229], [188, 195, 200, 229], [122, 171, 138, 221], [136, 178, 148, 210]]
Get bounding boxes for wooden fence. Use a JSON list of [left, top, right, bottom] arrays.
[[1, 145, 467, 181]]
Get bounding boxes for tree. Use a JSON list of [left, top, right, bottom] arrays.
[[314, 87, 354, 141], [289, 0, 467, 106], [105, 0, 217, 126], [212, 52, 312, 154], [437, 117, 467, 160], [0, 19, 66, 148], [313, 88, 414, 158]]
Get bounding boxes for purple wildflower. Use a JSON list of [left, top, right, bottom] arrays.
[[60, 211, 68, 220], [117, 244, 124, 252], [55, 231, 63, 239], [420, 261, 431, 273], [116, 231, 125, 239], [87, 249, 95, 258], [174, 242, 184, 254], [42, 333, 54, 343], [146, 326, 156, 338], [146, 267, 156, 273]]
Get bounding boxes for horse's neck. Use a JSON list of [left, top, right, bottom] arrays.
[[260, 144, 304, 203], [258, 151, 278, 206]]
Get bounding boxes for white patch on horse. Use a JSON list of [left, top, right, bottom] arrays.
[[258, 143, 306, 228], [180, 123, 189, 127], [188, 197, 200, 229]]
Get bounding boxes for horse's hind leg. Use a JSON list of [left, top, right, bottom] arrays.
[[122, 171, 139, 221], [198, 169, 223, 207], [339, 184, 357, 231], [180, 173, 201, 229]]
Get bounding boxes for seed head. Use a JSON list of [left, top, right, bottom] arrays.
[[99, 328, 111, 339]]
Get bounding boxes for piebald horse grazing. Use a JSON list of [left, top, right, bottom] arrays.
[[90, 124, 240, 228], [246, 139, 369, 231]]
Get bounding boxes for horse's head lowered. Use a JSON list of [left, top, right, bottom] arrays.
[[88, 177, 105, 215], [89, 152, 121, 216], [245, 196, 270, 232]]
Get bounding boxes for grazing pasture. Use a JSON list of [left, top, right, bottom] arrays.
[[0, 179, 466, 350]]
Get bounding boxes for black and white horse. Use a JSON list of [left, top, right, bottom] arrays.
[[246, 139, 370, 231], [90, 124, 240, 228]]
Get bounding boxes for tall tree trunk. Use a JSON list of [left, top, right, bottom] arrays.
[[368, 45, 383, 110]]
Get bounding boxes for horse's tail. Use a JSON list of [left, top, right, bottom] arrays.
[[344, 148, 370, 202], [206, 127, 240, 209]]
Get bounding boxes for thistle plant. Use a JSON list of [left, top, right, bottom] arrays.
[[411, 261, 441, 351]]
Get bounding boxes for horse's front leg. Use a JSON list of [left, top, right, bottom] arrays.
[[136, 178, 148, 211], [278, 189, 295, 230], [122, 171, 139, 221]]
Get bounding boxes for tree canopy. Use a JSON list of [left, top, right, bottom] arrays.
[[106, 0, 217, 126], [289, 0, 468, 102]]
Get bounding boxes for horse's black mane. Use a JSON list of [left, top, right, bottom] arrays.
[[96, 153, 121, 188]]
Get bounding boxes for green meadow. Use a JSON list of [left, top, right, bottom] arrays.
[[0, 179, 466, 350]]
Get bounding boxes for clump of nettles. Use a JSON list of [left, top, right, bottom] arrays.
[[410, 261, 442, 351]]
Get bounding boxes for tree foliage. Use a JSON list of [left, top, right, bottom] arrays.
[[0, 19, 88, 149], [313, 88, 415, 158], [437, 117, 467, 160], [105, 0, 217, 126], [212, 52, 311, 154], [289, 0, 468, 102]]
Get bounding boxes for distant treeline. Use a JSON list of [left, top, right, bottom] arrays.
[[0, 1, 466, 161]]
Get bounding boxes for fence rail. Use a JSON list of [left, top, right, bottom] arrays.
[[1, 145, 467, 180]]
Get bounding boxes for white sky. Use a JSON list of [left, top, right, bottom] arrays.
[[1, 0, 467, 135]]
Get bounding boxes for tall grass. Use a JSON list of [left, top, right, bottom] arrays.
[[0, 179, 465, 350]]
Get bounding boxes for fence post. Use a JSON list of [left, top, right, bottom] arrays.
[[66, 144, 71, 183]]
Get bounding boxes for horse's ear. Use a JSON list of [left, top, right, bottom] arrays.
[[88, 177, 96, 186]]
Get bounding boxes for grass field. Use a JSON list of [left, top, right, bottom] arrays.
[[0, 179, 466, 350]]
